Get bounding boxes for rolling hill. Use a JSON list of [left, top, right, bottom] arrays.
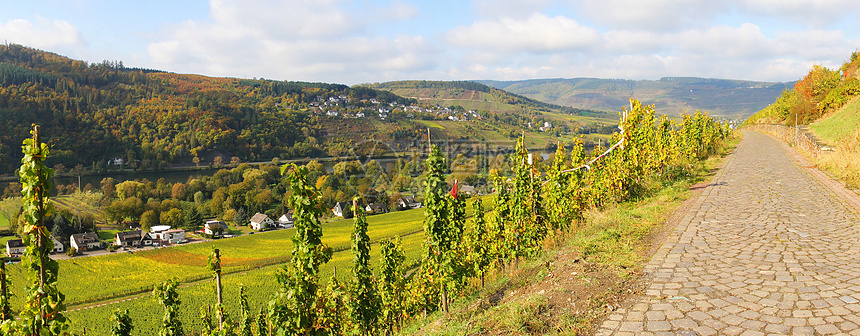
[[0, 45, 618, 179], [478, 77, 794, 119]]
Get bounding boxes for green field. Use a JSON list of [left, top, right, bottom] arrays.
[[65, 231, 427, 335], [5, 207, 427, 308]]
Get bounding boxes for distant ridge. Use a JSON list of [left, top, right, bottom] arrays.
[[477, 77, 794, 119]]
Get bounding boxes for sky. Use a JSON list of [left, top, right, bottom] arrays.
[[1, 0, 858, 85]]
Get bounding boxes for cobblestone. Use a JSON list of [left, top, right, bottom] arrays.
[[596, 132, 860, 335]]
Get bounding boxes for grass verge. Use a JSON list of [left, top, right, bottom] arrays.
[[810, 96, 860, 189]]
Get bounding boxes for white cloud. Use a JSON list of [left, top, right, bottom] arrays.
[[377, 1, 419, 21], [0, 18, 85, 49], [132, 0, 860, 83], [737, 0, 860, 27], [146, 0, 440, 83], [208, 0, 357, 39], [676, 23, 772, 58], [578, 0, 727, 31], [445, 14, 601, 53], [472, 0, 552, 19]]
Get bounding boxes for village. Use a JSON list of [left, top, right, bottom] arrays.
[[3, 194, 431, 260], [307, 95, 482, 121]]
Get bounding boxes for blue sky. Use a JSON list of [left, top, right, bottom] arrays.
[[1, 0, 858, 84]]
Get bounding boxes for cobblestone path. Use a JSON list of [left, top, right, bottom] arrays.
[[597, 131, 860, 336]]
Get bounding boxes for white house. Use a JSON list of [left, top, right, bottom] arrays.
[[278, 213, 295, 229], [365, 203, 388, 215], [6, 237, 63, 256], [115, 229, 153, 247], [5, 239, 25, 257], [331, 202, 351, 218], [70, 232, 101, 251], [51, 237, 64, 253], [398, 195, 421, 209], [249, 213, 274, 231], [459, 184, 477, 196], [204, 220, 228, 237]]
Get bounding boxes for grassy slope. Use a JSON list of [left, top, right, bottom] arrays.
[[809, 96, 860, 188], [810, 96, 860, 143]]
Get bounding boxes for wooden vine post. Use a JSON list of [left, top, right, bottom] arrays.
[[208, 247, 223, 330]]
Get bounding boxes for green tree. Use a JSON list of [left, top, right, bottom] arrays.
[[184, 205, 203, 231], [234, 207, 249, 226], [110, 309, 134, 336], [0, 197, 22, 229], [268, 164, 332, 335], [153, 278, 183, 336], [254, 306, 268, 336], [318, 275, 348, 335], [160, 208, 184, 228], [349, 199, 379, 335], [140, 210, 159, 231]]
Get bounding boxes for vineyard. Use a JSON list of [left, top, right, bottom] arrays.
[[2, 204, 447, 307], [0, 99, 730, 335]]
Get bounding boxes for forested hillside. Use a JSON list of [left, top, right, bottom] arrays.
[[369, 80, 604, 117], [0, 44, 420, 176], [479, 77, 793, 119], [0, 45, 618, 179]]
